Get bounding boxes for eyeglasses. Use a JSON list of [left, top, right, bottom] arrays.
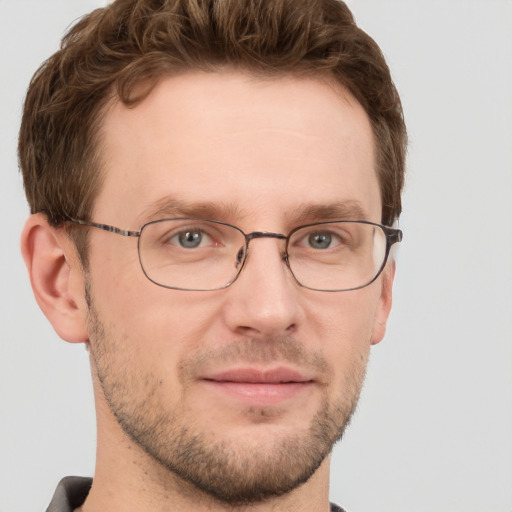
[[69, 218, 402, 292]]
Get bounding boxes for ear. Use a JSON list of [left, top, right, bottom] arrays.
[[21, 213, 89, 343], [370, 261, 395, 346]]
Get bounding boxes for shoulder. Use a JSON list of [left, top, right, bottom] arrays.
[[45, 476, 92, 512]]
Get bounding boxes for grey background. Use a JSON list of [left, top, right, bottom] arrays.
[[1, 1, 511, 511]]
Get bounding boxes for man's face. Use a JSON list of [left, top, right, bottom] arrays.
[[84, 71, 393, 504]]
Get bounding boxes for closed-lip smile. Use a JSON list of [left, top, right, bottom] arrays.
[[200, 367, 315, 405]]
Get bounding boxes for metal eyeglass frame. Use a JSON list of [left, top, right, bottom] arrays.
[[68, 217, 403, 292]]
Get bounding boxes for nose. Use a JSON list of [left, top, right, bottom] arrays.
[[222, 237, 301, 339]]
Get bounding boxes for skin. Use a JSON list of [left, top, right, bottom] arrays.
[[22, 71, 395, 512]]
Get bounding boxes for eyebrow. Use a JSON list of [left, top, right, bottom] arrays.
[[287, 201, 370, 224], [138, 196, 247, 225], [138, 196, 369, 227]]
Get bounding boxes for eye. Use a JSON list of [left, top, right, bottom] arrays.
[[171, 229, 212, 249], [307, 232, 334, 249], [292, 225, 355, 251]]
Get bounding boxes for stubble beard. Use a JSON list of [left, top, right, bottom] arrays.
[[86, 291, 368, 506]]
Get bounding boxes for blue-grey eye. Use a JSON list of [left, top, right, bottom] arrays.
[[177, 230, 203, 248], [308, 232, 332, 249]]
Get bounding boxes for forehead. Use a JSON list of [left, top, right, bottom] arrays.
[[95, 71, 380, 227]]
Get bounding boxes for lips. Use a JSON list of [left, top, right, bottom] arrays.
[[200, 367, 315, 405], [204, 367, 313, 384]]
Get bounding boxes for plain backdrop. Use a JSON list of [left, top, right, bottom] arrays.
[[1, 1, 511, 511]]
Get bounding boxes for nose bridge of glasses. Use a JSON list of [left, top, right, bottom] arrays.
[[233, 231, 291, 289], [242, 231, 289, 263], [246, 231, 287, 242]]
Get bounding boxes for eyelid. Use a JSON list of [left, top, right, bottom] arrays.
[[290, 223, 357, 248], [149, 219, 237, 248], [163, 223, 213, 238]]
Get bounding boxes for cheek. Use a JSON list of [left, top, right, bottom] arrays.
[[305, 285, 381, 340], [88, 262, 227, 372], [302, 286, 381, 369]]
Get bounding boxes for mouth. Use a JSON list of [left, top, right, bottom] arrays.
[[200, 367, 315, 406]]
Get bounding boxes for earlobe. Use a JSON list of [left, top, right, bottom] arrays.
[[21, 213, 89, 343], [370, 262, 395, 346]]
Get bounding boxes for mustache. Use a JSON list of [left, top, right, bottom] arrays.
[[178, 336, 331, 383]]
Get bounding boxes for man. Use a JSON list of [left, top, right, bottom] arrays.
[[18, 0, 406, 510]]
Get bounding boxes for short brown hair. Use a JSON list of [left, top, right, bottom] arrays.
[[19, 0, 406, 234]]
